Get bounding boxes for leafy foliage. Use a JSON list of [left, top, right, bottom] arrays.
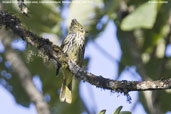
[[121, 2, 158, 31], [97, 106, 131, 114]]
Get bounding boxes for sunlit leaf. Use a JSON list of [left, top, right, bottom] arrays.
[[98, 109, 106, 114], [120, 111, 132, 114], [121, 2, 158, 31], [113, 106, 123, 114]]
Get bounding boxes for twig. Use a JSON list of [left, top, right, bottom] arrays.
[[17, 0, 29, 15]]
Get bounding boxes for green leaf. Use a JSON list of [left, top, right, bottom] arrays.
[[113, 106, 123, 114], [120, 111, 132, 114], [98, 109, 106, 114], [121, 2, 158, 31], [142, 3, 170, 53]]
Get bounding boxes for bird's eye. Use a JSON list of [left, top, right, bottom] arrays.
[[80, 27, 84, 32]]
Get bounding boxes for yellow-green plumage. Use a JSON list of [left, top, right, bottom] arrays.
[[57, 19, 86, 103]]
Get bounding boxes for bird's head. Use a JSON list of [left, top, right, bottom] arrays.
[[69, 19, 87, 36]]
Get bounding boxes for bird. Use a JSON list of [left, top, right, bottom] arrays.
[[56, 19, 87, 104]]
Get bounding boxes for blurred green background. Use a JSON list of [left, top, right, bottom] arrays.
[[0, 0, 171, 114]]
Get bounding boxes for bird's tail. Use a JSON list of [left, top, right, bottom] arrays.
[[59, 79, 72, 104]]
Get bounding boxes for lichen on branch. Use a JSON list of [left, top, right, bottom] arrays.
[[0, 10, 171, 96]]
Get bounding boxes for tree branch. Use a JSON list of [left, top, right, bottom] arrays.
[[0, 10, 171, 95]]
